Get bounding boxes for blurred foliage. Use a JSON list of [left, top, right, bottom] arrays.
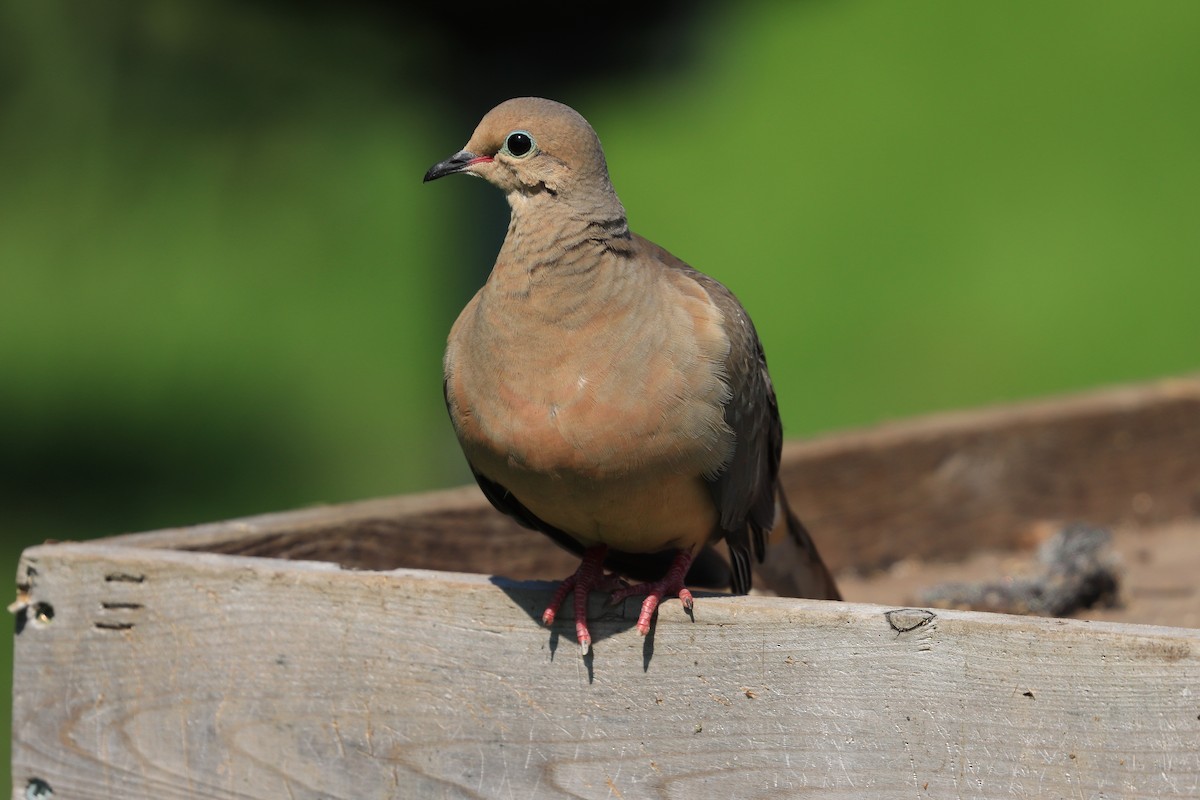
[[3, 0, 1200, 789], [600, 2, 1200, 429]]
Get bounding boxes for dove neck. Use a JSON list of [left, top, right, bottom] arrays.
[[484, 192, 641, 318]]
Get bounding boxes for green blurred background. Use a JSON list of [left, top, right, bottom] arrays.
[[3, 0, 1199, 788]]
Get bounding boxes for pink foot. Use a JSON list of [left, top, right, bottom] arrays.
[[542, 546, 612, 656], [609, 549, 695, 635]]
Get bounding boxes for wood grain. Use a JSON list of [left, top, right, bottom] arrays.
[[12, 542, 1200, 799]]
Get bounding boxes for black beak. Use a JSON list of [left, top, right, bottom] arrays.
[[423, 150, 480, 183]]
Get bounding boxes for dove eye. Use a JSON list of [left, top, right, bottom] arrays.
[[503, 131, 535, 158]]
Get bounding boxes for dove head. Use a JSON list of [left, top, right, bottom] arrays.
[[424, 97, 619, 206]]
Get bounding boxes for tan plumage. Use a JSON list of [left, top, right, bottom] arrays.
[[425, 97, 839, 654]]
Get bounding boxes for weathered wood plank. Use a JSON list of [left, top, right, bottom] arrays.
[[98, 485, 578, 582], [778, 375, 1200, 573], [13, 542, 1200, 799], [95, 377, 1200, 593]]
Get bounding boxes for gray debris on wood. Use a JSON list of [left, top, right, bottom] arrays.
[[919, 524, 1121, 616]]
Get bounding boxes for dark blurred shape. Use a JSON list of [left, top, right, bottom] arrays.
[[919, 524, 1121, 617], [1, 388, 316, 541], [243, 0, 718, 110]]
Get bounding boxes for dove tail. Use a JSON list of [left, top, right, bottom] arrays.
[[777, 488, 843, 601]]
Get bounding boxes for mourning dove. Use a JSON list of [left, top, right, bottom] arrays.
[[425, 97, 840, 655]]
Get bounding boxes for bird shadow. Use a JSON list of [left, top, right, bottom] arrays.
[[488, 576, 705, 679]]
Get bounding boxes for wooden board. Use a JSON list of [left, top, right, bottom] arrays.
[[93, 376, 1200, 595], [12, 542, 1200, 799], [778, 375, 1200, 574]]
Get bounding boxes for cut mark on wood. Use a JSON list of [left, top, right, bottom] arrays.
[[93, 621, 135, 631], [104, 573, 145, 583]]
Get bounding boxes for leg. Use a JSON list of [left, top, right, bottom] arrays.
[[542, 545, 609, 656], [609, 548, 695, 636]]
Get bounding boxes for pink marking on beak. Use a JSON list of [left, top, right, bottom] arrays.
[[467, 156, 494, 166]]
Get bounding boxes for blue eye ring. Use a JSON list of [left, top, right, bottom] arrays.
[[503, 130, 536, 158]]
